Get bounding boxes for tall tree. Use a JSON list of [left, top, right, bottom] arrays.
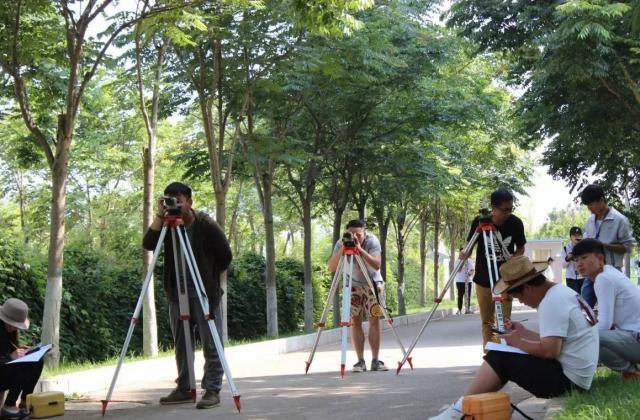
[[0, 0, 171, 365]]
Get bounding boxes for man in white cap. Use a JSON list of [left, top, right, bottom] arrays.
[[0, 298, 43, 420], [428, 256, 598, 420]]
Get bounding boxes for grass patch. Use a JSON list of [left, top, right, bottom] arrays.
[[553, 368, 640, 419]]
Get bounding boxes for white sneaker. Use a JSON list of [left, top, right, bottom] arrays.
[[428, 405, 463, 420]]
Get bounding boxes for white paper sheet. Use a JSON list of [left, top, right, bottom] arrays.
[[484, 341, 529, 355], [7, 344, 52, 364]]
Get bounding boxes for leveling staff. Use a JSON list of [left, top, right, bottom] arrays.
[[327, 219, 388, 372], [143, 182, 232, 410], [460, 189, 526, 346]]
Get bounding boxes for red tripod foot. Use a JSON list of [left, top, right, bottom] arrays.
[[407, 357, 414, 370], [191, 389, 196, 402], [233, 395, 242, 412], [304, 361, 311, 374], [340, 364, 345, 378], [100, 400, 109, 417]]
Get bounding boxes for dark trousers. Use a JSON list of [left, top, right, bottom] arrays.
[[456, 282, 472, 311], [581, 279, 597, 308], [0, 360, 44, 406], [169, 297, 224, 392], [566, 278, 584, 295]]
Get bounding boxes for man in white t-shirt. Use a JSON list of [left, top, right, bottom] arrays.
[[456, 248, 475, 315], [573, 238, 640, 380], [428, 256, 598, 420]]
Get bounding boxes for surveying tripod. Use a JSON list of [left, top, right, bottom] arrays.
[[101, 214, 241, 415], [396, 218, 511, 374], [304, 240, 412, 377]]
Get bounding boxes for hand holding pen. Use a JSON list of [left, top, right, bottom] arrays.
[[9, 342, 31, 360]]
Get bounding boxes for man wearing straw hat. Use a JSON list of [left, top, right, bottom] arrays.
[[428, 256, 598, 420], [0, 298, 43, 420]]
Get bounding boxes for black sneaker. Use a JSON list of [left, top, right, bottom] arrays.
[[159, 388, 193, 405], [371, 359, 388, 371], [352, 359, 367, 372], [0, 407, 29, 420], [196, 390, 220, 409]]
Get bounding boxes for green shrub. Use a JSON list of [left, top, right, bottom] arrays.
[[59, 246, 174, 363], [227, 252, 322, 339], [0, 238, 45, 345]]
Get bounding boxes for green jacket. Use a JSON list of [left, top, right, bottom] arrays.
[[143, 210, 232, 312]]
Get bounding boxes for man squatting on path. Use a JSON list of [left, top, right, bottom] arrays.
[[428, 255, 598, 420], [573, 238, 640, 381]]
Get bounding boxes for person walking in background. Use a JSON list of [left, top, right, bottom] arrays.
[[456, 248, 475, 314], [0, 298, 43, 420], [580, 184, 634, 307], [561, 226, 585, 294]]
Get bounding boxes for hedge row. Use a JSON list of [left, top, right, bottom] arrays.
[[0, 238, 321, 363]]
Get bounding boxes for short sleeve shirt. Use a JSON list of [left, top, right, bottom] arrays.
[[332, 233, 383, 286], [467, 215, 526, 288], [538, 284, 599, 389], [583, 206, 634, 268]]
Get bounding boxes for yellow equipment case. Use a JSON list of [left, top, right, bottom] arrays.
[[25, 392, 65, 419], [462, 391, 511, 420]]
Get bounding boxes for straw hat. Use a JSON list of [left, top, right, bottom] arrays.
[[493, 255, 548, 295], [0, 298, 30, 330]]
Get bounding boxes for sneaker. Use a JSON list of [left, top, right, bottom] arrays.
[[159, 388, 193, 405], [352, 359, 367, 372], [371, 359, 388, 371], [428, 405, 463, 420], [0, 406, 29, 420], [622, 371, 640, 381], [196, 390, 221, 409]]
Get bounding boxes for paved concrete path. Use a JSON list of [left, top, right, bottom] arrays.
[[62, 308, 542, 419]]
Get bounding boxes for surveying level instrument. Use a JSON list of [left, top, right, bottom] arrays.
[[101, 214, 241, 415], [305, 233, 413, 377], [396, 212, 512, 374]]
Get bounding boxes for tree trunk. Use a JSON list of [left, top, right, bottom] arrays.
[[448, 219, 457, 300], [331, 209, 343, 327], [419, 212, 428, 306], [262, 167, 278, 338], [215, 191, 229, 341], [41, 128, 71, 367], [395, 211, 406, 316], [141, 146, 158, 357], [302, 199, 314, 332], [433, 199, 440, 298]]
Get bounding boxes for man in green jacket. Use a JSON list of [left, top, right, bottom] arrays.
[[143, 182, 232, 410]]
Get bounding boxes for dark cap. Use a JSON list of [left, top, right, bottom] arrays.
[[569, 226, 583, 236]]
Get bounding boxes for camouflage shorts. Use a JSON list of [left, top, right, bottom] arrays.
[[350, 283, 385, 319]]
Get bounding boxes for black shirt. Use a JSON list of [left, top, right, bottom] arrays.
[[466, 215, 526, 288]]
